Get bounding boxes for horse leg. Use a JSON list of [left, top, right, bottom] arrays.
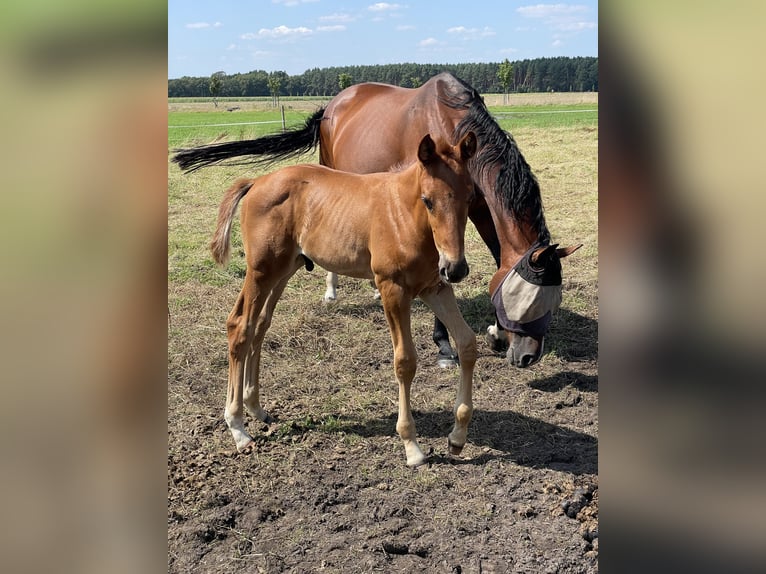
[[433, 317, 458, 368], [420, 284, 477, 456], [323, 271, 338, 302], [486, 315, 510, 353], [377, 280, 426, 467], [224, 268, 284, 452], [243, 267, 299, 424]]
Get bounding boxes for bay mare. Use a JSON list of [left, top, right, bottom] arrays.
[[211, 133, 477, 466], [174, 73, 580, 369]]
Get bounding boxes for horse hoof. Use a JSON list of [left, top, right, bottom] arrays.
[[237, 440, 255, 454], [407, 454, 428, 468], [436, 353, 459, 368], [448, 438, 464, 456]]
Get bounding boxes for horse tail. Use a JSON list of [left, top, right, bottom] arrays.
[[211, 178, 254, 266], [173, 108, 325, 173]]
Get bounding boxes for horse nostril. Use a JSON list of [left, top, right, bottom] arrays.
[[519, 354, 535, 368]]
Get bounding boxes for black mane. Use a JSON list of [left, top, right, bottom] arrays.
[[438, 74, 550, 243]]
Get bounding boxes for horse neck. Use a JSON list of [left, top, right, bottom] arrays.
[[479, 171, 541, 263], [478, 169, 546, 294], [392, 163, 424, 206]]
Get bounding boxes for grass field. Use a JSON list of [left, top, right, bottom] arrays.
[[168, 92, 598, 148], [168, 93, 598, 572]]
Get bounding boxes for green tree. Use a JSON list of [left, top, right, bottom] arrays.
[[497, 59, 513, 104], [267, 72, 282, 107], [209, 71, 225, 107], [338, 72, 353, 91]]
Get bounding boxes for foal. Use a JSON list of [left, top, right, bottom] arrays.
[[211, 133, 477, 466]]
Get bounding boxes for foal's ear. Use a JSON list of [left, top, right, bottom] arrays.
[[417, 134, 437, 164], [557, 244, 583, 258], [458, 131, 477, 161]]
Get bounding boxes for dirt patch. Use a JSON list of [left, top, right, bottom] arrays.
[[168, 280, 597, 573]]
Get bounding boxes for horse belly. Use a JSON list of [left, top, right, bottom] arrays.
[[298, 216, 374, 280], [301, 239, 373, 280]]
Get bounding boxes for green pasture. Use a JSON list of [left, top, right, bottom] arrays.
[[168, 98, 597, 148]]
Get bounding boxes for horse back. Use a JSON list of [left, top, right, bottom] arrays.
[[320, 74, 466, 174]]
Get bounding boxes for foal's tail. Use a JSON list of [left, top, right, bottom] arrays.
[[210, 178, 254, 266], [172, 108, 326, 173]]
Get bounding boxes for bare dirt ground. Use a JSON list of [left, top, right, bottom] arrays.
[[168, 116, 598, 573]]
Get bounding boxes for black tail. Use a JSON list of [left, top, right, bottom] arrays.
[[172, 108, 325, 173]]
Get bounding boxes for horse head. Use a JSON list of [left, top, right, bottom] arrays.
[[491, 243, 581, 367], [416, 131, 477, 284]]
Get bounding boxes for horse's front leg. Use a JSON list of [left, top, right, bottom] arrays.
[[377, 279, 426, 467], [420, 283, 477, 456]]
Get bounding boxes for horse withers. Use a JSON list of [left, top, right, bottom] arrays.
[[173, 73, 580, 369], [211, 132, 477, 467]]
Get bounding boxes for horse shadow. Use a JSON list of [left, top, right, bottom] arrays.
[[530, 371, 598, 392], [324, 290, 597, 363], [334, 409, 597, 475], [454, 291, 598, 363]]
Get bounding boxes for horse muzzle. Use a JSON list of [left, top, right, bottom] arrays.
[[439, 255, 469, 283], [507, 333, 544, 368]]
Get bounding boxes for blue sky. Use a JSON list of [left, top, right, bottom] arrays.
[[168, 1, 598, 79]]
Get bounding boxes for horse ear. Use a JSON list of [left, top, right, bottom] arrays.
[[530, 244, 558, 267], [417, 134, 437, 164], [556, 244, 583, 258], [459, 132, 477, 160]]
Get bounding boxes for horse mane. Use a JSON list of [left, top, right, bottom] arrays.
[[438, 74, 550, 243]]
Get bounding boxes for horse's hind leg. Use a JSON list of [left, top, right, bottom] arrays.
[[224, 269, 284, 452], [420, 284, 477, 455], [243, 267, 299, 424], [323, 271, 338, 302], [377, 280, 426, 467]]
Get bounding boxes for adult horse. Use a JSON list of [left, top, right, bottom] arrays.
[[174, 73, 580, 368], [212, 133, 478, 467]]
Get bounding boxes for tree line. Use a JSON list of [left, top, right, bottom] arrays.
[[168, 57, 598, 99]]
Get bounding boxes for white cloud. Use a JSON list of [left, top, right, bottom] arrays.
[[517, 3, 588, 18], [556, 21, 596, 31], [320, 13, 356, 23], [447, 26, 495, 39], [226, 44, 236, 51], [516, 4, 596, 35], [272, 0, 320, 6], [243, 25, 313, 40], [369, 3, 403, 12], [396, 24, 415, 31], [186, 21, 223, 30], [418, 37, 439, 47], [317, 25, 346, 32], [552, 39, 564, 47]]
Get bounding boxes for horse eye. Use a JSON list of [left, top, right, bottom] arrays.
[[421, 196, 434, 212]]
